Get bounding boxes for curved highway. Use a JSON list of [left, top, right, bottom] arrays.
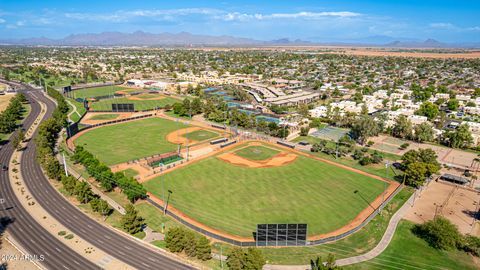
[[3, 81, 194, 270], [0, 82, 100, 270]]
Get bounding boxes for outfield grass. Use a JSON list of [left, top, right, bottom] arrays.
[[120, 168, 139, 178], [72, 86, 135, 99], [89, 114, 120, 120], [144, 144, 385, 237], [89, 97, 178, 111], [345, 220, 478, 270], [216, 187, 413, 264], [183, 130, 219, 142], [75, 117, 189, 165], [234, 145, 280, 160], [136, 93, 161, 99]]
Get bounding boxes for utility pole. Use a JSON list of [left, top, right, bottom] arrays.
[[62, 153, 69, 177], [162, 177, 165, 215]]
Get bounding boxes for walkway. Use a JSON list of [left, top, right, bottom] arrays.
[[264, 190, 416, 270], [66, 98, 81, 121]]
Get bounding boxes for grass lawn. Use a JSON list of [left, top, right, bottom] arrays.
[[136, 93, 162, 99], [89, 114, 120, 120], [135, 202, 179, 232], [72, 86, 135, 99], [234, 145, 280, 160], [183, 130, 219, 142], [66, 98, 86, 122], [89, 97, 178, 111], [345, 220, 478, 270], [307, 150, 401, 181], [119, 168, 139, 178], [144, 143, 385, 237], [75, 117, 189, 165]]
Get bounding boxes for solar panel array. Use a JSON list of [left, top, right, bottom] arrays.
[[112, 103, 135, 112], [256, 223, 307, 246]]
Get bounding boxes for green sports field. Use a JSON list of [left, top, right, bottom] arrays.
[[144, 143, 386, 237], [183, 130, 219, 141], [234, 145, 280, 160], [74, 117, 189, 165], [89, 97, 178, 111], [72, 86, 137, 99]]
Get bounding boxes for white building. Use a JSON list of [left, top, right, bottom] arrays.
[[309, 106, 328, 118]]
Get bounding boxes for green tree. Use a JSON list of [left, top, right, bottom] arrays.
[[416, 102, 439, 120], [74, 181, 93, 204], [413, 217, 463, 250], [443, 124, 473, 149], [310, 254, 341, 269], [414, 122, 435, 142], [351, 115, 379, 144], [184, 230, 197, 257], [243, 248, 266, 270], [121, 204, 144, 234], [447, 99, 459, 111], [195, 236, 212, 261], [392, 115, 413, 139], [226, 247, 244, 270], [165, 227, 186, 253]]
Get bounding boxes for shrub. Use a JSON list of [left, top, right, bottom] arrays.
[[399, 143, 410, 150], [413, 217, 463, 250]]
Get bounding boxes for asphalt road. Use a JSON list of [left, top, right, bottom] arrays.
[[2, 82, 194, 270], [0, 82, 100, 270]]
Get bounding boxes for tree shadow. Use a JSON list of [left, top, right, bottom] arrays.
[[462, 209, 479, 219]]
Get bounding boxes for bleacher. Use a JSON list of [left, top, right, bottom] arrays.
[[210, 138, 228, 145]]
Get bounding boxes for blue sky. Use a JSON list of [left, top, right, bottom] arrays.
[[1, 0, 479, 43]]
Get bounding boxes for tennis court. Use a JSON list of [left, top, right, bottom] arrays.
[[310, 126, 349, 142]]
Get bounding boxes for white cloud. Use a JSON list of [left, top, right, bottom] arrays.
[[219, 11, 361, 21], [0, 18, 5, 24], [429, 22, 480, 32], [65, 8, 222, 22], [429, 22, 456, 29]]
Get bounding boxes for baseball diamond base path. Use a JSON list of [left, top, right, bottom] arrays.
[[145, 140, 400, 244], [165, 126, 202, 145], [218, 151, 297, 168]]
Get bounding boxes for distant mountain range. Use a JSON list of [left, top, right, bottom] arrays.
[[1, 31, 479, 48]]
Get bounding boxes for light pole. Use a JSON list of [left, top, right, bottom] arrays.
[[382, 161, 389, 211], [164, 190, 172, 215], [216, 243, 224, 269], [162, 177, 165, 215]]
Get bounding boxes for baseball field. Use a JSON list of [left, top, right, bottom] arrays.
[[73, 117, 220, 165], [143, 142, 387, 238], [72, 85, 137, 99]]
